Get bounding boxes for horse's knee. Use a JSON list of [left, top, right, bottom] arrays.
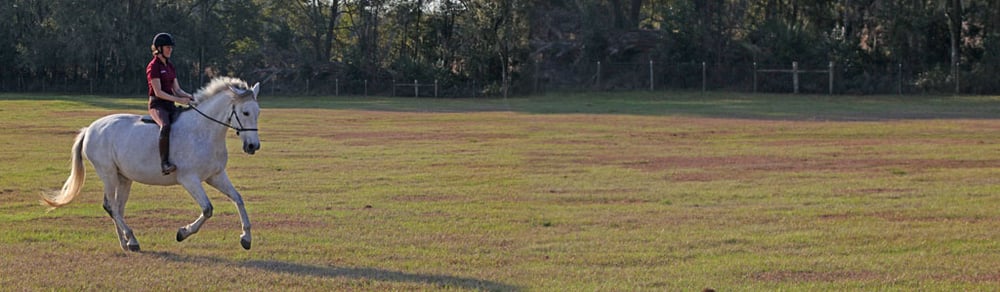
[[203, 204, 214, 218], [231, 195, 244, 206]]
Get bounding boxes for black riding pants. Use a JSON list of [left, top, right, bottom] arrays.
[[149, 106, 175, 138]]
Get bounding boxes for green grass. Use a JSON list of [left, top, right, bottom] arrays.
[[0, 91, 998, 290]]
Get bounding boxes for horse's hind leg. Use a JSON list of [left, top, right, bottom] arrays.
[[207, 171, 252, 250], [114, 176, 139, 251], [175, 176, 213, 243], [99, 171, 139, 251], [102, 194, 127, 251]]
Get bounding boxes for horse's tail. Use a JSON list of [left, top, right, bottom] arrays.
[[42, 128, 87, 209]]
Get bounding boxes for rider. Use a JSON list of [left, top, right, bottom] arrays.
[[147, 33, 195, 175]]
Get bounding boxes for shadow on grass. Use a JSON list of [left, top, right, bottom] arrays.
[[259, 91, 1000, 121], [5, 91, 999, 121], [145, 251, 521, 291]]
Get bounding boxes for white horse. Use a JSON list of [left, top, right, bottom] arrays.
[[42, 77, 261, 252]]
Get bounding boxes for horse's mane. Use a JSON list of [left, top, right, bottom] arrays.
[[195, 77, 249, 100]]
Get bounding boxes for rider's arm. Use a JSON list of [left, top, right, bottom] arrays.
[[172, 80, 194, 100], [151, 78, 190, 104]]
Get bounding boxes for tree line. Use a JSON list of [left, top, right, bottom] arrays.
[[2, 0, 999, 96]]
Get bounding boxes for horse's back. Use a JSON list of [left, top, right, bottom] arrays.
[[83, 113, 166, 183], [85, 114, 155, 145], [91, 113, 143, 125]]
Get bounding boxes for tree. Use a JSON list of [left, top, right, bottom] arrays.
[[287, 0, 341, 63], [3, 0, 1000, 95], [945, 0, 962, 93]]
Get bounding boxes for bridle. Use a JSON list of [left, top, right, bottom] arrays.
[[188, 103, 258, 135]]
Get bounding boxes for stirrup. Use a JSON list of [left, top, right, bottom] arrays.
[[161, 162, 177, 175]]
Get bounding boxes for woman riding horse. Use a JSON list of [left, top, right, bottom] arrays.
[[147, 32, 195, 175]]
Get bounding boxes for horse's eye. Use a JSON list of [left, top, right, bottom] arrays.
[[243, 111, 250, 116]]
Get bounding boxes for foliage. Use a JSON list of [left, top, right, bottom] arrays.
[[2, 0, 1000, 95]]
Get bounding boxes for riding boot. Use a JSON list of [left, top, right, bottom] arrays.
[[159, 132, 176, 175]]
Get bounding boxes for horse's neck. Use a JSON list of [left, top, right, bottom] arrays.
[[183, 96, 231, 138], [198, 96, 231, 119]]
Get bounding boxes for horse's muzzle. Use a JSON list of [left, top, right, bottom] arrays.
[[243, 142, 260, 155]]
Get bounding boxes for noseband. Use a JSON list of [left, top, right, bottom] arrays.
[[189, 104, 258, 135]]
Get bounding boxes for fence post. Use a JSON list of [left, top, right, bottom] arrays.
[[335, 78, 339, 96], [702, 61, 707, 93], [954, 62, 960, 94], [434, 79, 438, 98], [533, 59, 539, 94], [596, 61, 602, 90], [753, 62, 757, 93], [365, 80, 369, 97], [414, 80, 419, 97], [792, 61, 799, 94], [828, 61, 834, 95], [649, 59, 654, 91]]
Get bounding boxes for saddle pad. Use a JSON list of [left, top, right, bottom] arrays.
[[140, 115, 157, 124], [139, 106, 189, 124]]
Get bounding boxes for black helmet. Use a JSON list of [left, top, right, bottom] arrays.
[[153, 33, 175, 47]]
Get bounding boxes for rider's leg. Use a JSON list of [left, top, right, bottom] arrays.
[[150, 107, 176, 175]]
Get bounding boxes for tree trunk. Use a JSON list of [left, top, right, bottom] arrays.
[[629, 0, 642, 28], [610, 0, 624, 29], [947, 0, 961, 93], [324, 0, 340, 62]]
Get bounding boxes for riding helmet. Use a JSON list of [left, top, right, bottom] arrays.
[[153, 33, 175, 47]]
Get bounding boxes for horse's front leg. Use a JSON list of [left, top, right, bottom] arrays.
[[206, 171, 252, 250], [176, 176, 213, 243]]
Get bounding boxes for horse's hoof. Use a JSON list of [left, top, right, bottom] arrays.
[[127, 244, 140, 252], [240, 238, 251, 250], [176, 228, 187, 242]]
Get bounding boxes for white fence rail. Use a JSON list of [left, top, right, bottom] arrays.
[[755, 62, 834, 94]]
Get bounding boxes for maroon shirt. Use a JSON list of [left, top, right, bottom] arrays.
[[146, 56, 177, 110]]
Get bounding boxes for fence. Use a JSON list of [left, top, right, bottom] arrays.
[[592, 61, 837, 94], [305, 79, 440, 97], [754, 62, 834, 94], [3, 60, 999, 96], [543, 60, 1000, 95], [392, 80, 439, 97]]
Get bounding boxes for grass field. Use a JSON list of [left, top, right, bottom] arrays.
[[1, 91, 998, 290]]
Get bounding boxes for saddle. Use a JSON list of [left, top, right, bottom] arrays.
[[140, 106, 190, 124]]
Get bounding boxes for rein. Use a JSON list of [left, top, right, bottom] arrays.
[[188, 103, 258, 135]]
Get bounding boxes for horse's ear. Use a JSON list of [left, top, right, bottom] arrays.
[[251, 82, 260, 99], [229, 85, 248, 98]]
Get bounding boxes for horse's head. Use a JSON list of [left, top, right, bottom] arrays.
[[228, 82, 261, 155]]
